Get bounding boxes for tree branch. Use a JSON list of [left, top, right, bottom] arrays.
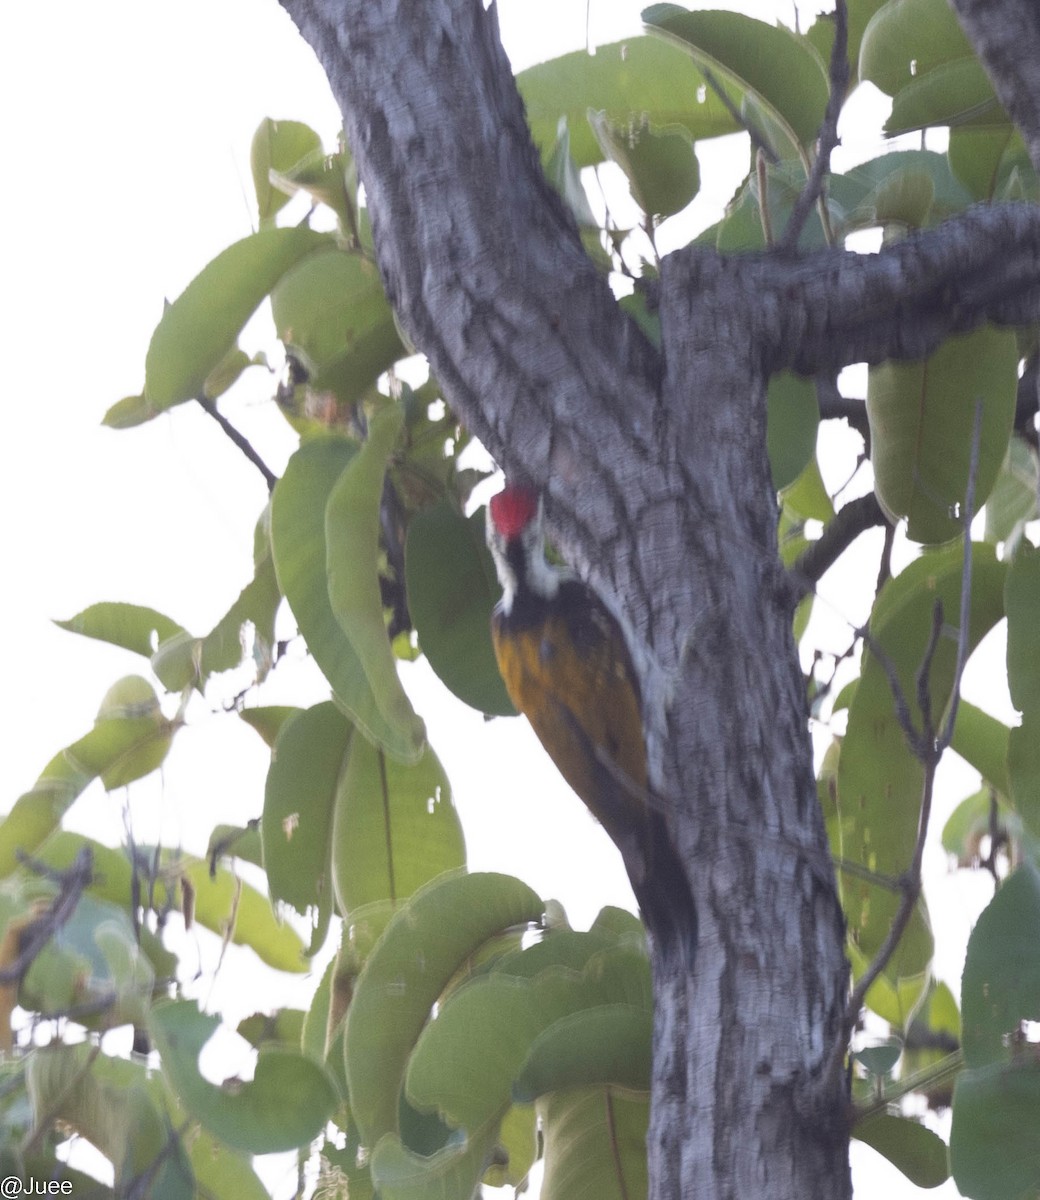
[[790, 492, 886, 597], [949, 0, 1040, 174], [779, 0, 848, 251], [664, 203, 1040, 376], [816, 374, 869, 443]]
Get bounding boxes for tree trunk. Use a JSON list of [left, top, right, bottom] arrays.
[[275, 0, 1040, 1195]]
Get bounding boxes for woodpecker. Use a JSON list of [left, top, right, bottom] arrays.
[[486, 483, 695, 957]]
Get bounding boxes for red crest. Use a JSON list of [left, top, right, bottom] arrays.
[[489, 485, 539, 538]]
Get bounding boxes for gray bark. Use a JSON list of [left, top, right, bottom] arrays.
[[275, 0, 1040, 1196]]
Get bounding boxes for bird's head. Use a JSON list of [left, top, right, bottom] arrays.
[[486, 483, 561, 610]]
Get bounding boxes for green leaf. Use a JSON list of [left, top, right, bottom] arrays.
[[544, 118, 598, 228], [238, 705, 300, 747], [950, 699, 1011, 796], [272, 436, 420, 758], [0, 677, 173, 874], [962, 862, 1040, 1067], [1009, 713, 1040, 838], [837, 544, 1007, 996], [207, 822, 263, 870], [150, 999, 338, 1154], [262, 702, 351, 953], [55, 602, 186, 660], [370, 1127, 500, 1200], [781, 455, 835, 523], [587, 111, 699, 219], [859, 0, 975, 96], [25, 1044, 191, 1194], [182, 857, 307, 973], [867, 326, 1018, 544], [332, 737, 465, 915], [985, 437, 1039, 545], [102, 393, 156, 429], [643, 6, 830, 151], [405, 502, 515, 716], [853, 1113, 949, 1188], [517, 37, 741, 169], [145, 226, 329, 414], [344, 872, 543, 1147], [271, 246, 405, 407], [886, 58, 1001, 136], [767, 371, 819, 491], [539, 1087, 649, 1200], [951, 1060, 1040, 1200], [514, 1005, 652, 1099], [1006, 544, 1040, 715], [269, 145, 359, 236], [326, 404, 425, 760], [251, 117, 323, 226]]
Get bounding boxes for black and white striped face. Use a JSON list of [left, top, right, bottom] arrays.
[[486, 487, 562, 613]]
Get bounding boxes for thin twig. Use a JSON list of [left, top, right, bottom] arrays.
[[195, 394, 278, 493], [0, 849, 94, 985], [875, 520, 896, 595], [779, 0, 849, 251], [816, 374, 870, 443], [841, 398, 984, 1040]]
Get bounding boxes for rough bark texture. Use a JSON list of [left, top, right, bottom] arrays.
[[275, 0, 1040, 1196], [949, 0, 1040, 173]]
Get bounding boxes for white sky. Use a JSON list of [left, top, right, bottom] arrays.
[[0, 2, 1016, 1197]]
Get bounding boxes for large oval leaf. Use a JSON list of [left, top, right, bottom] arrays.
[[331, 737, 465, 915], [326, 404, 425, 760], [859, 0, 975, 95], [272, 436, 420, 758], [250, 117, 323, 226], [644, 6, 830, 152], [145, 226, 329, 413], [405, 502, 514, 716], [539, 1087, 649, 1200], [867, 326, 1017, 544], [853, 1113, 949, 1189], [262, 702, 352, 954]]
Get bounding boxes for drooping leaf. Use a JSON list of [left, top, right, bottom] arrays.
[[405, 502, 514, 716], [643, 6, 830, 152], [514, 1005, 653, 1099], [344, 872, 543, 1147], [1006, 544, 1040, 715], [1009, 713, 1040, 838], [262, 702, 352, 954], [949, 699, 1011, 797], [145, 226, 330, 414], [767, 371, 819, 491], [961, 862, 1040, 1067], [853, 1113, 949, 1189], [867, 326, 1018, 544], [326, 404, 425, 761], [539, 1087, 649, 1200], [272, 436, 420, 758], [150, 999, 338, 1154], [331, 736, 465, 916], [951, 1059, 1040, 1200], [238, 705, 300, 747]]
